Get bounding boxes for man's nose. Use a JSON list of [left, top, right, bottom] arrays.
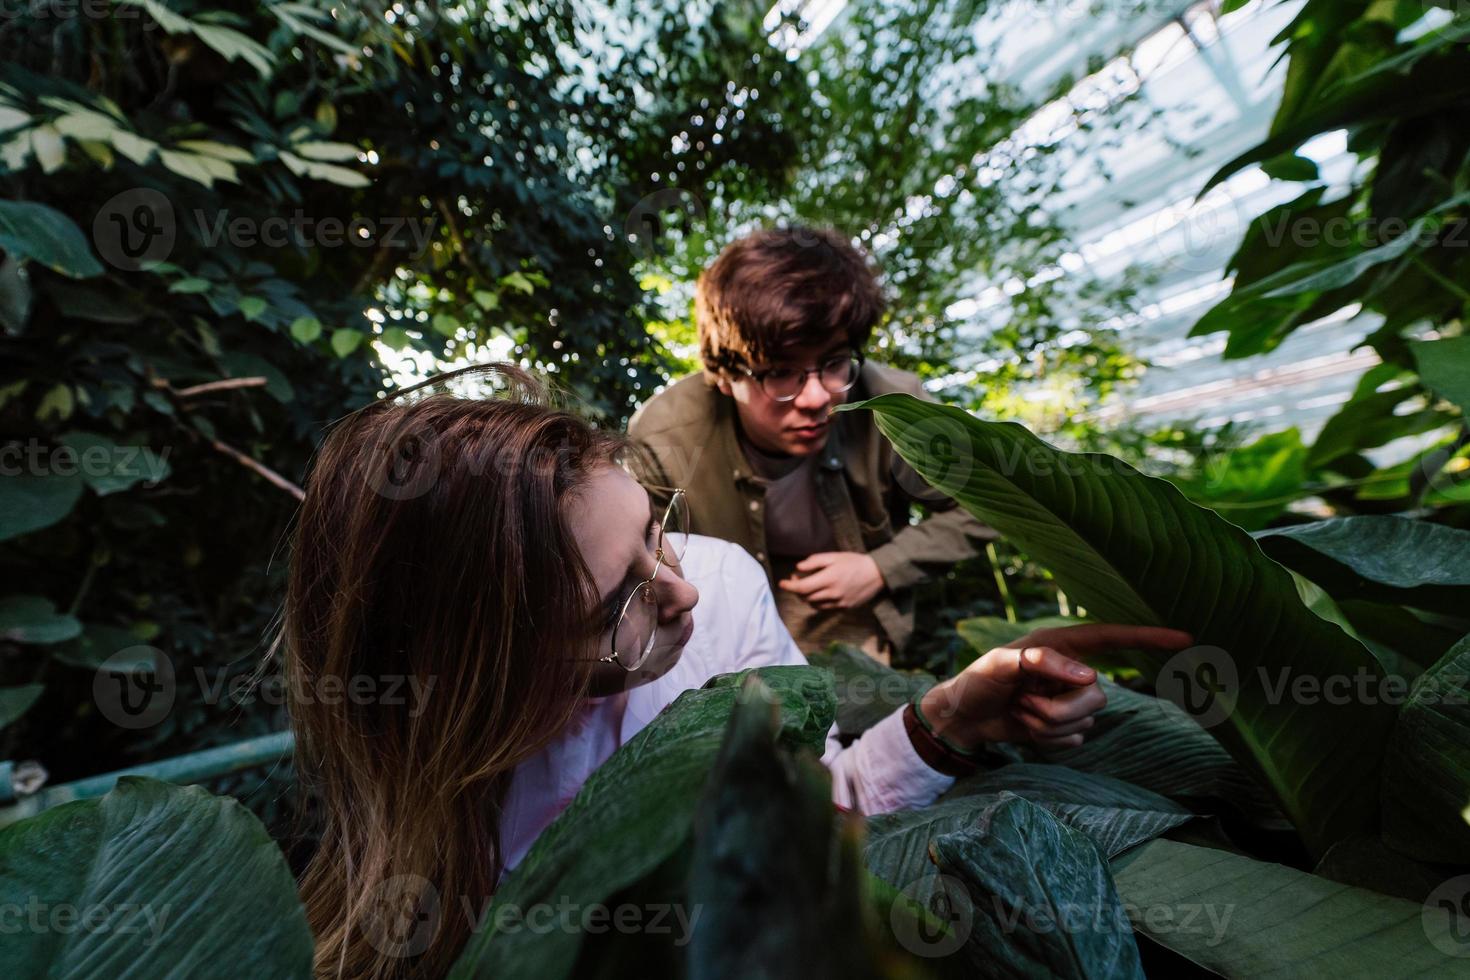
[[793, 372, 831, 411]]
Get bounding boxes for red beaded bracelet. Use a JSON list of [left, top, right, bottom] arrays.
[[902, 700, 983, 777]]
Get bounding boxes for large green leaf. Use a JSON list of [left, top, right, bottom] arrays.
[[0, 595, 81, 644], [939, 764, 1194, 859], [0, 683, 44, 729], [867, 768, 1190, 914], [1338, 599, 1466, 672], [1255, 516, 1470, 615], [686, 676, 886, 980], [0, 199, 103, 278], [1411, 335, 1470, 417], [1112, 839, 1467, 974], [1307, 365, 1447, 468], [842, 394, 1395, 855], [56, 431, 171, 496], [1380, 633, 1470, 864], [449, 666, 836, 979], [0, 777, 313, 977], [1172, 428, 1309, 530], [927, 796, 1145, 979], [805, 643, 935, 737], [1024, 680, 1281, 826], [1202, 48, 1470, 194], [0, 469, 84, 542]]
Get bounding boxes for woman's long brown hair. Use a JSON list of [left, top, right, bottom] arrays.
[[283, 365, 623, 978]]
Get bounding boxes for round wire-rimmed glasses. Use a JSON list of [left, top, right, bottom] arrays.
[[738, 351, 864, 402], [599, 489, 691, 672]]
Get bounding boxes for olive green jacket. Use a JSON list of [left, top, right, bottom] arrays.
[[627, 363, 997, 652]]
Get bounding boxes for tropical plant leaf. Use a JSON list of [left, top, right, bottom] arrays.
[[1313, 835, 1453, 905], [1112, 839, 1468, 974], [0, 199, 103, 278], [449, 666, 836, 980], [0, 683, 44, 729], [1411, 335, 1470, 417], [842, 394, 1394, 855], [927, 796, 1145, 979], [939, 763, 1194, 859], [1024, 679, 1282, 826], [1202, 49, 1470, 194], [0, 594, 81, 644], [56, 431, 170, 495], [1255, 515, 1470, 615], [1338, 599, 1466, 672], [687, 675, 885, 980], [806, 643, 935, 737], [1380, 632, 1470, 864], [0, 469, 84, 542], [0, 777, 313, 977]]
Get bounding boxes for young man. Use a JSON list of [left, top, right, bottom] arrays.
[[628, 226, 997, 663]]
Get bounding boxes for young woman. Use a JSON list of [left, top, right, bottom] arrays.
[[283, 364, 1190, 978]]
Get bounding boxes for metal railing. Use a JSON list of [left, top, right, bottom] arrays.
[[0, 730, 295, 828]]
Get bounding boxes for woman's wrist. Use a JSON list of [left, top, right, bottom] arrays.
[[902, 698, 981, 777], [918, 680, 992, 751]]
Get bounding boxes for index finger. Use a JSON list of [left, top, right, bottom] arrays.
[[1015, 623, 1194, 657]]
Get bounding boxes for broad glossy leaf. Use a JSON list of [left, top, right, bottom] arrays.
[[1203, 49, 1470, 194], [0, 594, 81, 644], [56, 431, 170, 495], [1112, 839, 1468, 974], [928, 796, 1144, 979], [806, 643, 935, 737], [940, 763, 1193, 859], [449, 666, 835, 979], [0, 777, 313, 977], [0, 469, 84, 542], [1381, 633, 1470, 864], [1256, 516, 1470, 615], [1307, 363, 1449, 469], [843, 394, 1394, 855], [0, 683, 43, 729], [1314, 835, 1453, 904], [687, 676, 881, 980], [1024, 680, 1281, 826], [1338, 599, 1465, 672], [1411, 335, 1470, 417], [0, 199, 102, 278], [1172, 428, 1308, 530]]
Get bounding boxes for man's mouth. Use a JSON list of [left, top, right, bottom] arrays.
[[789, 421, 828, 440]]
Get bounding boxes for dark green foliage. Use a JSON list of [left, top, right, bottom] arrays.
[[0, 777, 313, 978]]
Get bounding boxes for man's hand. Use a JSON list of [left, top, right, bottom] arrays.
[[778, 551, 886, 609], [920, 623, 1194, 750]]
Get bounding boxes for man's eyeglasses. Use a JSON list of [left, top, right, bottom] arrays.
[[738, 352, 864, 403], [599, 489, 690, 673]]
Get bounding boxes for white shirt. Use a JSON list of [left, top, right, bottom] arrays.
[[498, 534, 954, 873]]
